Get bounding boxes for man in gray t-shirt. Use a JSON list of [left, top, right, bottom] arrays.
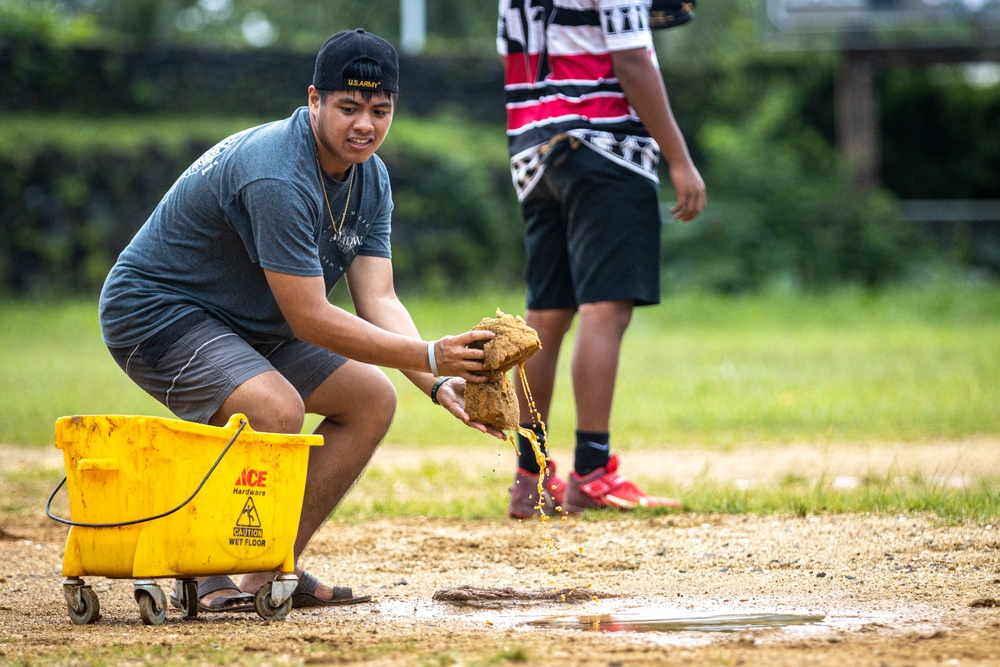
[[99, 29, 500, 613]]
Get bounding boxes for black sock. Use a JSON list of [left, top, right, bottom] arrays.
[[574, 430, 610, 477], [516, 423, 548, 474]]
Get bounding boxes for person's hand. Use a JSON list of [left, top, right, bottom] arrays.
[[668, 161, 706, 223], [429, 330, 495, 382], [433, 377, 507, 440]]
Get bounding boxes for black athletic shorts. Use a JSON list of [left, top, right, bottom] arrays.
[[520, 140, 662, 310]]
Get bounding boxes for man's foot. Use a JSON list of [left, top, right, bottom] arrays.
[[289, 571, 370, 608], [169, 575, 254, 613], [508, 461, 567, 519], [563, 454, 680, 513], [239, 570, 370, 607]]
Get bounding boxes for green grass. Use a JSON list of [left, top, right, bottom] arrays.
[[4, 283, 999, 521], [0, 299, 171, 445], [3, 282, 999, 448], [22, 453, 1000, 525], [388, 281, 1000, 453], [681, 471, 1000, 523], [333, 462, 1000, 524], [613, 283, 1000, 448]]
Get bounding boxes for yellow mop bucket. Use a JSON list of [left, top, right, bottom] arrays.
[[48, 413, 322, 624]]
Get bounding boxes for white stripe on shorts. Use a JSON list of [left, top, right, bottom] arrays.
[[124, 344, 140, 376], [165, 332, 239, 412]]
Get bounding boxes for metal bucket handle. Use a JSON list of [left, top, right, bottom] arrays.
[[45, 418, 248, 528]]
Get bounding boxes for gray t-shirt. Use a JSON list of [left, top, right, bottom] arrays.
[[99, 106, 393, 348]]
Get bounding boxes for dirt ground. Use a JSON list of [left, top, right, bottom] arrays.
[[1, 441, 999, 666]]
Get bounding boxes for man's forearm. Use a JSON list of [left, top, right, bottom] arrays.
[[354, 292, 438, 394], [611, 48, 695, 168]]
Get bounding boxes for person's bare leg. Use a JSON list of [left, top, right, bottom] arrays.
[[209, 370, 307, 431], [175, 370, 307, 608], [237, 361, 396, 600], [515, 307, 576, 423], [572, 300, 633, 433], [290, 361, 395, 557]]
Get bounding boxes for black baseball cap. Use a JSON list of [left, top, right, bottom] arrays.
[[312, 28, 399, 94]]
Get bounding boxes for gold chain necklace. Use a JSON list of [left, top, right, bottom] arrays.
[[316, 153, 355, 235]]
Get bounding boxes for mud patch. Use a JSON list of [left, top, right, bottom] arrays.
[[432, 585, 615, 607], [970, 598, 999, 608]]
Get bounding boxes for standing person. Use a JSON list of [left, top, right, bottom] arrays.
[[497, 1, 706, 518], [99, 28, 501, 612]]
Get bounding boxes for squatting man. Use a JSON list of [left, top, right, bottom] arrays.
[[98, 29, 502, 612]]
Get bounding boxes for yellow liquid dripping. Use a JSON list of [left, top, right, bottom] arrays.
[[505, 361, 582, 588], [514, 425, 547, 514], [513, 362, 550, 515]]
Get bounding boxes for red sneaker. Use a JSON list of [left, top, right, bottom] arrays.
[[508, 461, 567, 519], [563, 454, 680, 513]]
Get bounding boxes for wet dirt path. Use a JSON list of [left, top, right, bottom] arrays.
[[1, 442, 999, 665]]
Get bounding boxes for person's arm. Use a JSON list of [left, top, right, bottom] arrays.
[[343, 255, 505, 439], [265, 257, 503, 438], [262, 265, 492, 384], [610, 47, 706, 222]]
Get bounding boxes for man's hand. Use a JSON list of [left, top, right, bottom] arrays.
[[434, 376, 507, 440], [430, 330, 495, 382], [668, 160, 706, 223]]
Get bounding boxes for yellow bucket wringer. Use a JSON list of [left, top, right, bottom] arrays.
[[48, 413, 321, 625]]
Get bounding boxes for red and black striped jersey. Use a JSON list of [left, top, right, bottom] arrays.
[[498, 0, 662, 199]]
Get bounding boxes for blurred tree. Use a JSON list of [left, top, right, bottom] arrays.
[[4, 0, 764, 56], [661, 73, 926, 293], [881, 65, 1000, 200], [654, 0, 765, 66], [0, 0, 98, 45], [66, 0, 404, 50], [1, 0, 507, 53]]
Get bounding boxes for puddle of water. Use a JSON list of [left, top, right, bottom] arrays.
[[377, 597, 843, 643], [523, 610, 826, 633]]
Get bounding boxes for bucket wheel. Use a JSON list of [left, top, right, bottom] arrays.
[[253, 582, 292, 621], [134, 580, 168, 626], [63, 579, 100, 625], [174, 578, 199, 619]]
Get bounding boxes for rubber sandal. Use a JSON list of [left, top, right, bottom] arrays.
[[291, 571, 371, 608], [169, 575, 255, 613]]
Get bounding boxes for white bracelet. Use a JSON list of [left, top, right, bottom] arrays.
[[427, 341, 439, 376]]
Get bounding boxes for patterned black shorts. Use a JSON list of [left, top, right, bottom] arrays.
[[520, 141, 662, 310]]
